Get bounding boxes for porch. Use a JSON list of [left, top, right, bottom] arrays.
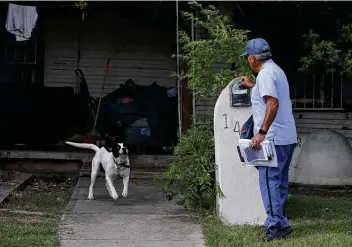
[[0, 1, 196, 168]]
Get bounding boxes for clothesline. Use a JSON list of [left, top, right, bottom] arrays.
[[2, 1, 90, 9]]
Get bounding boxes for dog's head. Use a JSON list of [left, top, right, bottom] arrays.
[[114, 143, 129, 157], [104, 136, 129, 159], [112, 143, 129, 166]]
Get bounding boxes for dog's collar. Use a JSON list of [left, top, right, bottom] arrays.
[[117, 161, 130, 168]]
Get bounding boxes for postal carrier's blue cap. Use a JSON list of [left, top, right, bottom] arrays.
[[240, 38, 271, 57]]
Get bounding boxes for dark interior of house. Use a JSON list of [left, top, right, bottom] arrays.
[[0, 1, 351, 151], [0, 2, 179, 153]]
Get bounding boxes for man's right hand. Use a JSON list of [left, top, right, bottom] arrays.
[[240, 76, 255, 88]]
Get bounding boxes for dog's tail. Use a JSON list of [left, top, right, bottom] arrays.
[[65, 141, 99, 153]]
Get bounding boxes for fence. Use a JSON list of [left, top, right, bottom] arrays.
[[291, 73, 352, 111]]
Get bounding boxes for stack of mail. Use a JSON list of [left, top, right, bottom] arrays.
[[237, 139, 278, 167]]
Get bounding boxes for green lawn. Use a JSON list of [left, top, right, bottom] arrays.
[[201, 193, 352, 247], [0, 175, 76, 247], [0, 214, 59, 247]]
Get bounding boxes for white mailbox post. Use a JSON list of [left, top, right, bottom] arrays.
[[214, 78, 266, 225]]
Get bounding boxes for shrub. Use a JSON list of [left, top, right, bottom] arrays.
[[153, 127, 222, 210]]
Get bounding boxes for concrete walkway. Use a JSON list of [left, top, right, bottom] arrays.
[[59, 175, 205, 247]]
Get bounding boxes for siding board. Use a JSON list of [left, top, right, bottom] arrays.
[[293, 112, 349, 120], [44, 10, 176, 97]]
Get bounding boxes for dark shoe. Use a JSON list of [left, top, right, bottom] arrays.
[[264, 227, 293, 242], [261, 226, 269, 235]]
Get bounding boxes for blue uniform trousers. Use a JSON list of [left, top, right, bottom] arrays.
[[259, 144, 295, 229]]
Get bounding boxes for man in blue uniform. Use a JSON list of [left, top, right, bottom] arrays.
[[240, 38, 297, 241]]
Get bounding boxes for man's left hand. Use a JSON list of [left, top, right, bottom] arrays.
[[251, 134, 265, 150]]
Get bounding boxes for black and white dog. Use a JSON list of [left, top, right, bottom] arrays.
[[65, 139, 130, 200]]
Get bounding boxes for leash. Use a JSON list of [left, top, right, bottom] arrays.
[[117, 161, 130, 169]]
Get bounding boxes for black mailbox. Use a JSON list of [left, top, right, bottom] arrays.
[[229, 77, 251, 107]]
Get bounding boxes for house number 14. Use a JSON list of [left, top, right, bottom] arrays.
[[223, 113, 241, 132]]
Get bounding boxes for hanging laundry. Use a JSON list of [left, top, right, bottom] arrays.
[[5, 3, 38, 42]]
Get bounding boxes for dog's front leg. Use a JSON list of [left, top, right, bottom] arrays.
[[106, 176, 119, 200], [121, 175, 129, 198], [105, 182, 112, 198]]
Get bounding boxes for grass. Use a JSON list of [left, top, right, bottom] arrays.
[[0, 175, 77, 247], [0, 214, 59, 247], [201, 192, 352, 247]]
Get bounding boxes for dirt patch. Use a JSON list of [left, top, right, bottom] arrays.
[[9, 175, 77, 201], [2, 174, 78, 214], [0, 172, 16, 183], [0, 172, 20, 189], [0, 213, 43, 224], [19, 176, 76, 194], [0, 173, 13, 182]]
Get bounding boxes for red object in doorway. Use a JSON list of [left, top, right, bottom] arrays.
[[84, 134, 102, 145], [118, 97, 134, 103]]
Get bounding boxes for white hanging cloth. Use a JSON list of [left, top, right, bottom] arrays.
[[5, 3, 38, 42]]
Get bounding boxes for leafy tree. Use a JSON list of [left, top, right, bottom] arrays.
[[73, 1, 88, 9], [177, 1, 252, 98], [300, 18, 352, 76]]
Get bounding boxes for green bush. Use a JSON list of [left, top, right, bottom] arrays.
[[153, 128, 223, 210]]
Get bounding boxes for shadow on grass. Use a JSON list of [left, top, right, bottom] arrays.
[[286, 193, 352, 220], [201, 194, 352, 247]]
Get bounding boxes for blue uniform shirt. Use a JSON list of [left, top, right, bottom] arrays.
[[251, 59, 297, 145]]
